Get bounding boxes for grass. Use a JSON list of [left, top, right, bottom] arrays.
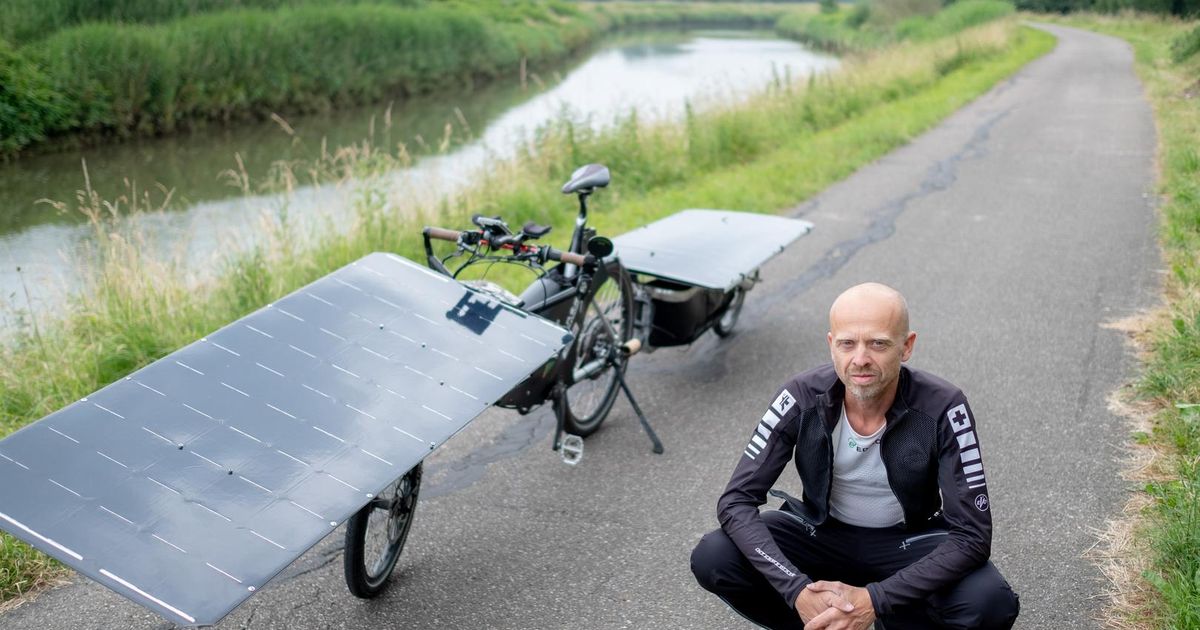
[[0, 0, 428, 46], [0, 1, 801, 157], [0, 13, 1046, 605], [1038, 12, 1200, 629], [776, 0, 1017, 52]]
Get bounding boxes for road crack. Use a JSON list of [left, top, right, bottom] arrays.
[[423, 407, 555, 499], [760, 106, 1014, 313]]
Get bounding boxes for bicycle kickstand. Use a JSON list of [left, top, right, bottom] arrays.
[[612, 358, 663, 455]]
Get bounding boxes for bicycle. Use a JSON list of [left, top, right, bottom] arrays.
[[342, 163, 660, 598]]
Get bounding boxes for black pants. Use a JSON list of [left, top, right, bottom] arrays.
[[690, 509, 1019, 630]]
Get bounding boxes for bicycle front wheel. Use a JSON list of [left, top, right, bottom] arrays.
[[343, 463, 422, 599], [560, 262, 634, 436]]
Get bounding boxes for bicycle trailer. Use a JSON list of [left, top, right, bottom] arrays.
[[612, 209, 814, 348]]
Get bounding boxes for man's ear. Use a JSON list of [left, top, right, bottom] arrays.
[[900, 331, 916, 362]]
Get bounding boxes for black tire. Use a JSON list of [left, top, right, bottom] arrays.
[[559, 262, 635, 436], [713, 287, 746, 338], [344, 463, 422, 599]]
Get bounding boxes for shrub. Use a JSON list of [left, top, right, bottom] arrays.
[[1172, 24, 1200, 61], [0, 39, 71, 155]]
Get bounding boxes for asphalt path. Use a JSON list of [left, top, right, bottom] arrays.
[[0, 23, 1160, 630]]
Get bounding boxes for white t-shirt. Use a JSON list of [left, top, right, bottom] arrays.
[[829, 405, 905, 528]]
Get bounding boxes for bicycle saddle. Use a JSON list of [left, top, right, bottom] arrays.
[[522, 221, 552, 239], [561, 163, 610, 194]]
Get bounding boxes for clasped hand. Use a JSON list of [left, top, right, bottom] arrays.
[[794, 581, 876, 630]]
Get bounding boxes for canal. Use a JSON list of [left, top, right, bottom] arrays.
[[0, 28, 836, 324]]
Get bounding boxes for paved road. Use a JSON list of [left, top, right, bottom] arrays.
[[0, 24, 1159, 630]]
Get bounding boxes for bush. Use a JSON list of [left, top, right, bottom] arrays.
[[847, 2, 872, 26], [0, 39, 70, 155], [1172, 24, 1200, 61]]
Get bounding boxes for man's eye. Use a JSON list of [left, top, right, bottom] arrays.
[[870, 341, 888, 349]]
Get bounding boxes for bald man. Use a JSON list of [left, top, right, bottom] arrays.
[[690, 283, 1019, 630]]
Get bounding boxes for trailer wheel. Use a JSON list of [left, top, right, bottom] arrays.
[[714, 287, 746, 338]]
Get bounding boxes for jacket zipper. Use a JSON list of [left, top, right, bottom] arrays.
[[899, 531, 948, 550]]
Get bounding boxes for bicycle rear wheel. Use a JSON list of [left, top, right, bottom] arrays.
[[344, 463, 422, 599], [559, 262, 634, 436]]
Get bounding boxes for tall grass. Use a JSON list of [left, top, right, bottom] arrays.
[[776, 9, 888, 52], [0, 0, 427, 46], [21, 3, 590, 139], [776, 0, 1016, 51], [0, 2, 810, 157], [0, 17, 1054, 601], [1043, 13, 1200, 629], [896, 0, 1017, 40], [590, 1, 796, 28]]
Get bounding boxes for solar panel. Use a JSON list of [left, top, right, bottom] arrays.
[[0, 253, 570, 627], [613, 210, 814, 290]]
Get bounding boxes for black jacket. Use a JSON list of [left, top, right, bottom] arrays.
[[716, 364, 993, 616]]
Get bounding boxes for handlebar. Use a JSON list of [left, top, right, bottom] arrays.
[[424, 227, 461, 242], [423, 226, 590, 267]]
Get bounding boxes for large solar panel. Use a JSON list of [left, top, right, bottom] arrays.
[[613, 210, 814, 290], [0, 253, 570, 627]]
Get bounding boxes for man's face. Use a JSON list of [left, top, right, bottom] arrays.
[[827, 295, 915, 403]]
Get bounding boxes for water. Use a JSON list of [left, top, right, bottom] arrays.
[[0, 29, 836, 323]]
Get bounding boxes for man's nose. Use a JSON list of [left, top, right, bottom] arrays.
[[851, 345, 872, 365]]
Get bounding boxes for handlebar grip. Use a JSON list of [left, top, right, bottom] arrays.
[[424, 227, 462, 242], [553, 250, 589, 266]]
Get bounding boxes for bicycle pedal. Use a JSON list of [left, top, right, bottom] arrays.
[[560, 434, 584, 465]]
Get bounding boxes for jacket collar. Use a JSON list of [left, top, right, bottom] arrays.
[[819, 365, 912, 431]]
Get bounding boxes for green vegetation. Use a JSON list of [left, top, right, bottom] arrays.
[[0, 9, 1045, 601], [0, 1, 810, 158], [0, 0, 428, 46], [2, 1, 594, 154], [1018, 0, 1198, 18], [589, 1, 790, 27], [1043, 13, 1200, 629], [776, 0, 1015, 52], [0, 39, 70, 155]]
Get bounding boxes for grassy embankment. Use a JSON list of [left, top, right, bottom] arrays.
[[0, 1, 794, 157], [0, 0, 425, 45], [0, 15, 1053, 601], [1038, 14, 1200, 629], [776, 0, 1016, 52]]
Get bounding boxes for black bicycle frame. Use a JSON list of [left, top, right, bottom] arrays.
[[493, 258, 612, 413]]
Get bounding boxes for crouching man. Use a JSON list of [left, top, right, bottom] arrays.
[[690, 283, 1019, 629]]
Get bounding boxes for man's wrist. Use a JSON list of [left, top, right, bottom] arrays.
[[864, 582, 888, 617], [789, 579, 814, 610]]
